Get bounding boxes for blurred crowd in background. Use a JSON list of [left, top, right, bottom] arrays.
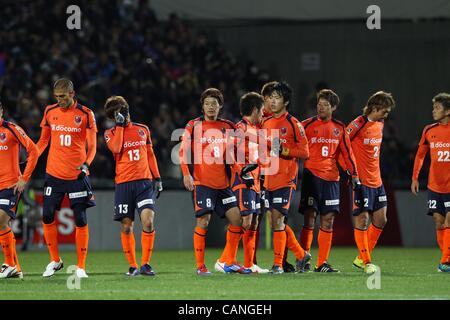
[[0, 0, 421, 188]]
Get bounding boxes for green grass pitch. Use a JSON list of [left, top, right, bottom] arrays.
[[1, 247, 449, 300]]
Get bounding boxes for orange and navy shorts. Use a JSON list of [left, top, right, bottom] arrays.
[[427, 189, 450, 217], [266, 187, 294, 216], [234, 188, 261, 216], [352, 184, 387, 216], [299, 168, 340, 215], [0, 188, 21, 219], [192, 185, 237, 218]]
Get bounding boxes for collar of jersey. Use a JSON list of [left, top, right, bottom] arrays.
[[58, 100, 77, 110]]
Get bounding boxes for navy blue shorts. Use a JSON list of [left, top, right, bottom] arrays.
[[0, 188, 21, 220], [353, 185, 387, 216], [43, 174, 96, 213], [114, 179, 156, 221], [427, 190, 450, 217], [299, 168, 340, 215], [266, 187, 294, 216], [235, 188, 261, 216], [192, 186, 237, 218]]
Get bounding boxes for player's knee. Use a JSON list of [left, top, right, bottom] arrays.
[[196, 216, 210, 229], [0, 210, 10, 229], [121, 220, 133, 234], [242, 220, 251, 231], [73, 205, 87, 227], [142, 220, 154, 232]]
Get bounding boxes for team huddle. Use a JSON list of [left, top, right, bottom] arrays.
[[0, 78, 449, 279]]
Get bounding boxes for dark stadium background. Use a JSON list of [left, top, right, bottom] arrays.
[[1, 0, 449, 249]]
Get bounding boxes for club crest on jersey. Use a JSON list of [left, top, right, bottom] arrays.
[[280, 127, 287, 136], [346, 127, 353, 134], [74, 116, 82, 126], [333, 128, 340, 137], [0, 133, 6, 143], [138, 129, 146, 138]]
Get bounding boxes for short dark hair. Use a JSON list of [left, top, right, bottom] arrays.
[[104, 95, 129, 120], [200, 88, 224, 106], [363, 91, 395, 115], [261, 81, 278, 97], [432, 93, 450, 110], [240, 92, 264, 117], [317, 89, 340, 108], [263, 81, 293, 107], [53, 78, 74, 91]]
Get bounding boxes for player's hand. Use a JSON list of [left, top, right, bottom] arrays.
[[411, 180, 419, 195], [183, 175, 194, 192], [155, 178, 163, 199], [351, 176, 362, 191], [77, 162, 89, 180], [114, 111, 126, 126], [10, 176, 27, 194]]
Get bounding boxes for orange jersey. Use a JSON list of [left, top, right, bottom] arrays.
[[345, 116, 383, 188], [412, 122, 450, 193], [231, 118, 261, 192], [302, 117, 357, 182], [261, 112, 309, 191], [104, 122, 161, 185], [180, 117, 241, 189], [0, 120, 39, 190], [37, 101, 97, 180]]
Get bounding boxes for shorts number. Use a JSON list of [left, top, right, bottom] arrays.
[[206, 198, 212, 207], [251, 200, 256, 210], [373, 146, 379, 158], [45, 187, 52, 196], [364, 198, 369, 207], [428, 200, 437, 209], [127, 149, 140, 161], [437, 151, 450, 162], [322, 146, 329, 157], [59, 134, 71, 146], [118, 204, 128, 214]]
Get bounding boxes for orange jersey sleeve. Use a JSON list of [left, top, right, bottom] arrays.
[[105, 123, 158, 184], [0, 121, 38, 189], [303, 117, 355, 181], [262, 112, 306, 191], [179, 117, 236, 189], [346, 116, 383, 187], [38, 101, 98, 180], [146, 128, 161, 179], [412, 123, 450, 193]]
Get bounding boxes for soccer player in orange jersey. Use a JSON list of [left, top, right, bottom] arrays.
[[180, 88, 252, 275], [0, 102, 38, 279], [298, 89, 360, 273], [215, 92, 269, 274], [36, 79, 97, 278], [412, 93, 450, 272], [259, 81, 295, 273], [345, 91, 395, 274], [260, 81, 311, 274], [104, 96, 162, 276]]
